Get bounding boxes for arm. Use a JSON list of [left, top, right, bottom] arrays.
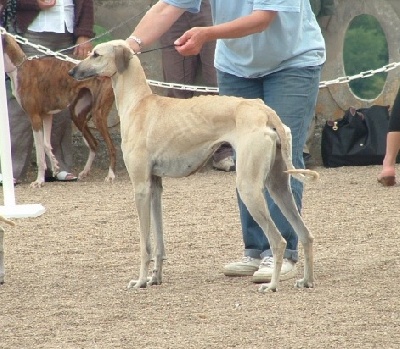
[[175, 10, 277, 56], [73, 0, 95, 59], [127, 1, 185, 52]]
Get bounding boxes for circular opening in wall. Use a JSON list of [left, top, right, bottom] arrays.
[[343, 15, 389, 100]]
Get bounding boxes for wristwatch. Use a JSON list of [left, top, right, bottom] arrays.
[[128, 35, 143, 51]]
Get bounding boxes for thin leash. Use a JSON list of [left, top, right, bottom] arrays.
[[57, 4, 153, 55], [138, 44, 181, 55]]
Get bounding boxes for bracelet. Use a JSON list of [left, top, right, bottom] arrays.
[[128, 35, 143, 50]]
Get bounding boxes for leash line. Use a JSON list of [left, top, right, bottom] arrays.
[[139, 44, 180, 54]]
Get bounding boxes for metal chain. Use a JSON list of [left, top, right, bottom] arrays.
[[0, 27, 80, 64], [318, 62, 400, 89], [2, 26, 400, 92]]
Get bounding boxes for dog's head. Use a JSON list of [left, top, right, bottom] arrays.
[[68, 40, 134, 81]]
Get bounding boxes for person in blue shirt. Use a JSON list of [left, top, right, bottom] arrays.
[[127, 0, 326, 283]]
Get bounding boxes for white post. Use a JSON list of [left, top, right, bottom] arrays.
[[0, 37, 45, 218]]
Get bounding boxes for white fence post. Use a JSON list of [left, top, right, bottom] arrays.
[[0, 37, 45, 218]]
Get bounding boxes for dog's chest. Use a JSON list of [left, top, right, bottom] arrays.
[[151, 150, 212, 177]]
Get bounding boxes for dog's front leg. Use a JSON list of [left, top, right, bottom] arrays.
[[128, 183, 152, 289], [31, 127, 47, 188]]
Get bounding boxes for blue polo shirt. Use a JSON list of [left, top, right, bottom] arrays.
[[163, 0, 326, 78]]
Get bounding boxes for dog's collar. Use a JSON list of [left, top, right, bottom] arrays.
[[5, 54, 27, 73]]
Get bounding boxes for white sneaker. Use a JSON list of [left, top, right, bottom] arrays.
[[223, 256, 261, 276], [213, 156, 235, 172], [252, 256, 297, 283]]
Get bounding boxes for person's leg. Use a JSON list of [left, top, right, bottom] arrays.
[[160, 13, 196, 99], [260, 66, 321, 253], [377, 89, 400, 186], [199, 43, 236, 170], [217, 71, 269, 275], [219, 66, 321, 280], [249, 66, 321, 282], [303, 114, 316, 168], [5, 78, 33, 182]]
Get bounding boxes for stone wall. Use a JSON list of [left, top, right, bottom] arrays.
[[75, 0, 400, 169], [314, 0, 400, 164]]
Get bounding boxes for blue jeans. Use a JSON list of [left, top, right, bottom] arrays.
[[217, 66, 322, 262]]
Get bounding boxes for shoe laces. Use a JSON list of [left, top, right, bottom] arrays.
[[242, 256, 256, 263], [260, 256, 274, 267]]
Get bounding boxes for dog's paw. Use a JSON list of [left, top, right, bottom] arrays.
[[295, 278, 314, 289], [127, 279, 146, 289], [104, 170, 116, 183], [147, 276, 162, 286], [127, 276, 154, 289], [258, 283, 277, 293], [30, 180, 45, 188], [78, 170, 89, 180]]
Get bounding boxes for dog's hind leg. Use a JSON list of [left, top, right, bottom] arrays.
[[42, 114, 60, 176], [69, 89, 98, 180], [264, 146, 314, 290], [149, 175, 165, 286], [31, 128, 47, 187], [235, 130, 287, 292], [91, 85, 117, 182], [30, 114, 59, 187]]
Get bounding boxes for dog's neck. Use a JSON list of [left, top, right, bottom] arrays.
[[111, 53, 152, 119]]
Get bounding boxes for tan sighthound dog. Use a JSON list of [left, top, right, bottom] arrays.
[[69, 40, 319, 293], [0, 215, 15, 284], [2, 33, 116, 187]]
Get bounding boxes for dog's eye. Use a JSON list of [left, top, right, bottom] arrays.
[[92, 52, 99, 58]]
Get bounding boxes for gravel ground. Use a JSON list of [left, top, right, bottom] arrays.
[[1, 164, 399, 349]]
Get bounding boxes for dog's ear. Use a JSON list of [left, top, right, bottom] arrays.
[[114, 45, 132, 74]]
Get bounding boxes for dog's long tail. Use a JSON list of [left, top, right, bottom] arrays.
[[285, 169, 319, 182], [265, 106, 320, 183]]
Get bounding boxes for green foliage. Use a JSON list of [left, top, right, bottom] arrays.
[[93, 24, 113, 46], [343, 15, 388, 99]]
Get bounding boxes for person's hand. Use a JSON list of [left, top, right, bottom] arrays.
[[174, 27, 208, 56], [37, 0, 56, 10], [73, 37, 93, 60]]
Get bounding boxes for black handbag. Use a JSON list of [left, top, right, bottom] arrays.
[[321, 105, 390, 167]]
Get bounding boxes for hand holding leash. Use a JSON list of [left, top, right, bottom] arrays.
[[174, 27, 208, 56]]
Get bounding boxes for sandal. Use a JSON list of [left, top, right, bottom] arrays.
[[45, 171, 78, 182]]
